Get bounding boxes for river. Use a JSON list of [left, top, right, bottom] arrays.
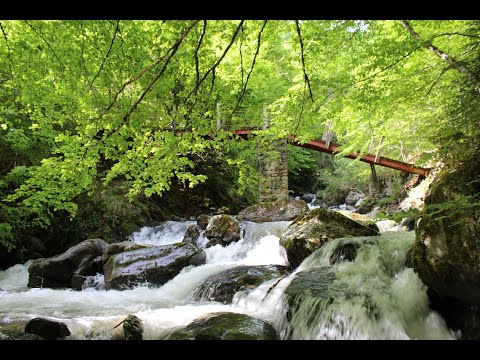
[[0, 220, 456, 340]]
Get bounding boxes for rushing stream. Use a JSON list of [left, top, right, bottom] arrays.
[[0, 220, 456, 340]]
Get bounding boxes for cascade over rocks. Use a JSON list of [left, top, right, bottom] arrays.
[[189, 265, 289, 304], [281, 208, 379, 269], [236, 199, 309, 222], [27, 238, 108, 289], [103, 242, 206, 290], [165, 312, 278, 340]]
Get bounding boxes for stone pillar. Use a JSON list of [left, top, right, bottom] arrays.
[[258, 138, 289, 203]]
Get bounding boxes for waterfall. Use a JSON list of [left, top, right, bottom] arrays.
[[0, 220, 455, 340]]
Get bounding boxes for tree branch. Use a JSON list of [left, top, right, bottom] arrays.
[[193, 20, 207, 95], [230, 20, 268, 120], [186, 20, 245, 104], [89, 20, 120, 89], [105, 20, 199, 139], [426, 66, 451, 97], [184, 20, 244, 121], [0, 21, 13, 76], [295, 20, 314, 102], [24, 21, 64, 70], [400, 20, 480, 93]]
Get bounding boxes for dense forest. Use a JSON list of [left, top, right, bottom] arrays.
[[1, 20, 479, 266]]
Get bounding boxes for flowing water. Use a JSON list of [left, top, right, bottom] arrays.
[[0, 220, 456, 340]]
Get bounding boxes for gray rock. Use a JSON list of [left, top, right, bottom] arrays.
[[28, 238, 108, 289], [196, 214, 211, 230], [103, 242, 206, 290], [183, 224, 202, 245]]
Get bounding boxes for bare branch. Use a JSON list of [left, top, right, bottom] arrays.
[[186, 20, 245, 104], [426, 66, 451, 97], [107, 20, 199, 138], [89, 20, 120, 89], [24, 21, 64, 70], [400, 20, 480, 93], [193, 20, 207, 95], [432, 32, 480, 40], [295, 20, 314, 102], [230, 20, 268, 119], [184, 20, 245, 120], [0, 21, 13, 76]]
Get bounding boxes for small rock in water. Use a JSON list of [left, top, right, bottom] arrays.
[[113, 314, 143, 340], [25, 318, 71, 340]]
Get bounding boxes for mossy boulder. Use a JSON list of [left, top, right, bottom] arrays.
[[28, 238, 108, 289], [189, 265, 289, 304], [204, 214, 241, 244], [411, 164, 480, 305], [236, 199, 309, 222], [280, 208, 379, 269], [165, 312, 277, 340], [103, 242, 206, 290]]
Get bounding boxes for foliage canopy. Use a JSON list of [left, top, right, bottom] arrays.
[[1, 20, 479, 251]]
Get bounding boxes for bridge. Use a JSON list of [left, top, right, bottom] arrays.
[[218, 127, 429, 203], [230, 129, 429, 177]]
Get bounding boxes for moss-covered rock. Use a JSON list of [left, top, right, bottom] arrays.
[[280, 208, 379, 269], [165, 312, 277, 340], [189, 265, 289, 304], [411, 164, 480, 305], [204, 214, 241, 244], [112, 314, 144, 340], [236, 199, 309, 222]]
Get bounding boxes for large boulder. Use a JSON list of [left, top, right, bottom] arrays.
[[411, 165, 480, 305], [28, 238, 108, 289], [204, 214, 241, 244], [280, 208, 379, 269], [102, 241, 151, 265], [236, 199, 309, 222], [189, 265, 289, 304], [165, 312, 277, 340], [24, 318, 70, 340], [103, 242, 206, 290]]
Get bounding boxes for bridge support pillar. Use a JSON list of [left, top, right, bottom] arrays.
[[258, 138, 289, 203]]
